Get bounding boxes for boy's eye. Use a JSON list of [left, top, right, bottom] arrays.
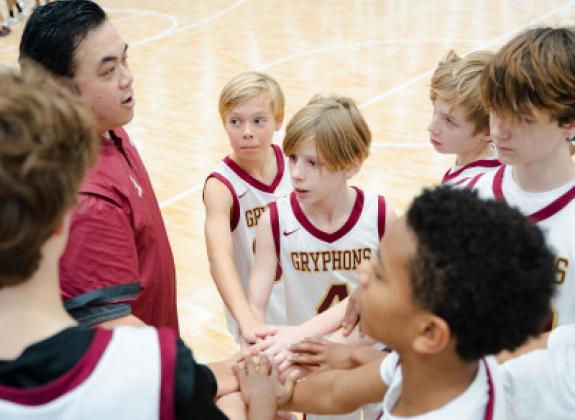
[[254, 118, 266, 125], [308, 160, 317, 167], [519, 115, 534, 124], [445, 116, 456, 126], [230, 118, 241, 126], [288, 155, 296, 162]]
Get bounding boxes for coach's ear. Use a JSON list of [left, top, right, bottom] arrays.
[[412, 314, 450, 355]]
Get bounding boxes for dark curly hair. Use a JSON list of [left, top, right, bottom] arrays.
[[406, 187, 556, 360]]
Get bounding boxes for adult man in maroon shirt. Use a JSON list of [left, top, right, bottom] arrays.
[[19, 0, 179, 332]]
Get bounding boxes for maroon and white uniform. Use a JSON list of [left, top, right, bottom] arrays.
[[442, 158, 501, 187], [60, 128, 178, 332], [473, 165, 575, 327], [377, 353, 505, 420], [270, 188, 386, 325], [0, 327, 176, 420], [206, 144, 292, 338]]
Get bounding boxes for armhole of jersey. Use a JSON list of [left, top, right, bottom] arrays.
[[158, 327, 177, 420], [205, 173, 240, 231], [377, 195, 387, 239], [466, 173, 484, 190], [269, 202, 280, 260]]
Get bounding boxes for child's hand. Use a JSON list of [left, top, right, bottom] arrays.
[[250, 325, 306, 360], [233, 355, 295, 411], [342, 285, 362, 337], [240, 321, 279, 345], [289, 337, 357, 372]]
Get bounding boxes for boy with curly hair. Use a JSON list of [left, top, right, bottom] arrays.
[[235, 187, 556, 419]]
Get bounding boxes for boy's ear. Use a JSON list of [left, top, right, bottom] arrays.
[[561, 120, 575, 139], [274, 116, 284, 130], [52, 211, 72, 237], [479, 128, 491, 144], [412, 315, 451, 355], [344, 160, 362, 179]]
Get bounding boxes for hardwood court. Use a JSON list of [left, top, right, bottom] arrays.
[[1, 0, 574, 363]]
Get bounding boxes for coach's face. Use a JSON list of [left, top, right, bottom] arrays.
[[73, 20, 135, 134]]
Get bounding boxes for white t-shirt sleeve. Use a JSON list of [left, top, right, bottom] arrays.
[[548, 324, 575, 349], [379, 351, 399, 386], [502, 347, 575, 420]]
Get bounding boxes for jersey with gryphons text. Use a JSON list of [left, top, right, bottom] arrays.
[[206, 144, 292, 339], [473, 165, 575, 327], [270, 188, 387, 326]]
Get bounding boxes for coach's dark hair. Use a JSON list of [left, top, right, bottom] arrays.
[[406, 187, 556, 361], [19, 0, 107, 77]]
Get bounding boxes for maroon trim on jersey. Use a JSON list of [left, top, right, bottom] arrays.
[[0, 328, 112, 405], [377, 195, 387, 239], [205, 173, 241, 231], [223, 144, 285, 193], [269, 202, 281, 259], [451, 176, 470, 187], [290, 187, 364, 243], [484, 359, 494, 420], [492, 165, 575, 222], [466, 173, 485, 190], [442, 159, 501, 184], [158, 327, 177, 420]]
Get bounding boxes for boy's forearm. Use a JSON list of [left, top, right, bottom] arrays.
[[281, 370, 342, 413], [300, 299, 348, 337], [351, 346, 387, 367], [210, 261, 259, 327]]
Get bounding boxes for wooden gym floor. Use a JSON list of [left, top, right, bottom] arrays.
[[1, 0, 574, 363]]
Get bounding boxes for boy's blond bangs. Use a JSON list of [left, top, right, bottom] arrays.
[[283, 95, 371, 172], [481, 27, 575, 125], [218, 71, 285, 124]]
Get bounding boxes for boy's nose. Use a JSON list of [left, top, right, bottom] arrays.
[[243, 123, 254, 139], [490, 115, 510, 142]]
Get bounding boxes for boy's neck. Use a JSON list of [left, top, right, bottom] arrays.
[[300, 185, 357, 232], [455, 143, 492, 167], [511, 145, 575, 192], [0, 244, 77, 360], [230, 145, 277, 183], [393, 352, 480, 417]]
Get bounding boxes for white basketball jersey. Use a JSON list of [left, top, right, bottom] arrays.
[[474, 165, 575, 327], [442, 158, 501, 187], [208, 144, 292, 335], [270, 188, 387, 325], [0, 327, 172, 420]]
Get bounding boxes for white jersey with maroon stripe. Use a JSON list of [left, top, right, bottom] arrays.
[[0, 327, 174, 420], [207, 144, 292, 337], [473, 165, 575, 327], [270, 188, 387, 326], [442, 157, 501, 187]]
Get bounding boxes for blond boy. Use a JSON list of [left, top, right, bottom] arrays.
[[429, 50, 500, 186]]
